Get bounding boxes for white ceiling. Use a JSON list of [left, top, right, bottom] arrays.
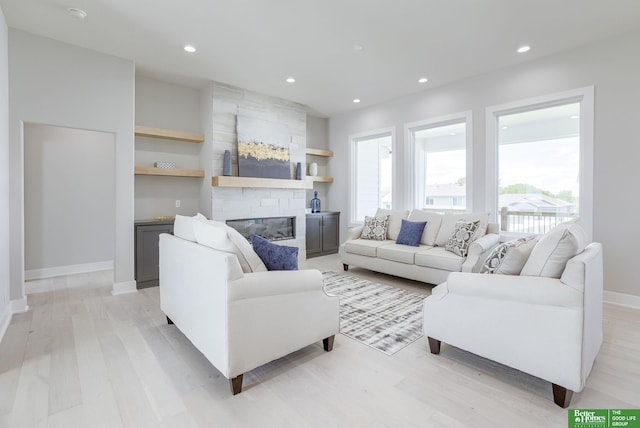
[[2, 0, 640, 117]]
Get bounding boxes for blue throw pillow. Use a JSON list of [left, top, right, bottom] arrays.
[[395, 219, 427, 247], [250, 235, 299, 271]]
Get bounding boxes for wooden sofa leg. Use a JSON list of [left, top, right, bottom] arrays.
[[323, 335, 335, 352], [343, 264, 349, 271], [428, 337, 441, 355], [552, 383, 573, 408], [166, 316, 174, 325], [230, 374, 243, 395]]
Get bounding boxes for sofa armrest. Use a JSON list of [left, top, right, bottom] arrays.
[[228, 269, 327, 301], [461, 233, 500, 272], [446, 272, 582, 308], [346, 226, 364, 241]]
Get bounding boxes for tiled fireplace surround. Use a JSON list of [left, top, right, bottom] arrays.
[[208, 83, 309, 259]]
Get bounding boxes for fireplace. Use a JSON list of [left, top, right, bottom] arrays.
[[226, 216, 296, 241]]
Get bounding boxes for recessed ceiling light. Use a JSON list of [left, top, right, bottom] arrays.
[[570, 115, 580, 119], [352, 44, 364, 51], [67, 7, 87, 19], [353, 98, 361, 103], [184, 45, 196, 53], [285, 77, 296, 83], [517, 45, 531, 53], [418, 77, 428, 84], [501, 126, 509, 130], [449, 132, 456, 136]]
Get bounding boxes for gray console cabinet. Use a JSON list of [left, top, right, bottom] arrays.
[[306, 212, 340, 258], [135, 220, 174, 289]]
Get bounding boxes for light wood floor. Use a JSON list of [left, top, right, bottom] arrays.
[[1, 254, 638, 427]]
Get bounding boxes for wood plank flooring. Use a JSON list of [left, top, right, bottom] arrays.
[[1, 255, 638, 427]]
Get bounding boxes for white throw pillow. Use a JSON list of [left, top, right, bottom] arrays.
[[444, 220, 480, 257], [435, 212, 490, 247], [374, 208, 409, 240], [360, 215, 390, 241], [407, 210, 443, 246], [193, 220, 267, 273], [173, 213, 206, 241], [480, 236, 537, 275], [520, 220, 587, 278]]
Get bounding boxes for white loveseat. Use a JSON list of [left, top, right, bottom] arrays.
[[423, 221, 603, 407], [159, 215, 340, 395], [340, 209, 500, 285]]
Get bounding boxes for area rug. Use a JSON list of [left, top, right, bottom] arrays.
[[322, 271, 426, 355]]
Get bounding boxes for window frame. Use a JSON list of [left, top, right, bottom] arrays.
[[485, 87, 594, 240], [404, 111, 473, 212], [348, 127, 396, 226]]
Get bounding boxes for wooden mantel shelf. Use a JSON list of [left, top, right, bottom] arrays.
[[135, 125, 204, 143], [212, 176, 313, 189]]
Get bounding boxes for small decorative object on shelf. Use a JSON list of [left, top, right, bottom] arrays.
[[309, 162, 318, 177], [311, 190, 321, 213], [223, 150, 232, 176], [154, 161, 176, 169], [296, 162, 303, 180]]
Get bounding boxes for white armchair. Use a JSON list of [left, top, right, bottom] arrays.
[[159, 233, 340, 394], [423, 242, 603, 407]]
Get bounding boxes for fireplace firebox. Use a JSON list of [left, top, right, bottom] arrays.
[[226, 216, 295, 241]]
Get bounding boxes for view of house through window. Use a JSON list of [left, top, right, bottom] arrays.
[[412, 121, 466, 210], [497, 102, 580, 234], [352, 133, 393, 223]]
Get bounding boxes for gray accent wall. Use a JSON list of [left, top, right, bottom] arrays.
[[23, 124, 115, 274], [134, 76, 204, 220], [329, 30, 640, 298], [8, 30, 135, 297], [0, 6, 11, 328]]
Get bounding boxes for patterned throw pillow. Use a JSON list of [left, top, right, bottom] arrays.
[[445, 220, 480, 257], [480, 236, 537, 275], [360, 215, 390, 240]]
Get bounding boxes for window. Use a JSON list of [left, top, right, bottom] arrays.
[[349, 129, 394, 224], [406, 113, 471, 211], [486, 88, 594, 238]]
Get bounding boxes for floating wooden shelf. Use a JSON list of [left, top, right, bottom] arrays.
[[305, 148, 333, 157], [212, 176, 313, 189], [135, 166, 205, 178], [135, 125, 204, 143], [311, 176, 334, 183]]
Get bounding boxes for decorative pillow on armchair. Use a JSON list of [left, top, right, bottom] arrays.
[[360, 215, 390, 241], [445, 220, 480, 257], [480, 236, 537, 275], [250, 235, 299, 271]]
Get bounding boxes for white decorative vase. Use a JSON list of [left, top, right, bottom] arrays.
[[309, 162, 318, 177]]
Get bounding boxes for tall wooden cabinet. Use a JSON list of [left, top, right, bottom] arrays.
[[134, 219, 174, 289], [306, 212, 340, 258]]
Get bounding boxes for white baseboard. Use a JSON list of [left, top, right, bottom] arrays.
[[112, 280, 137, 296], [25, 261, 113, 280], [604, 290, 640, 310], [0, 302, 11, 344], [11, 296, 29, 313]]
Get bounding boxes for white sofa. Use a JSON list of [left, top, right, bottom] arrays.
[[159, 215, 340, 395], [423, 221, 603, 407], [340, 209, 500, 285]]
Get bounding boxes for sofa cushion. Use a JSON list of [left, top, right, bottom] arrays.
[[396, 219, 427, 247], [173, 213, 206, 242], [480, 236, 537, 275], [360, 215, 390, 241], [193, 220, 268, 273], [250, 235, 298, 271], [375, 208, 409, 240], [415, 247, 465, 272], [444, 220, 480, 257], [435, 212, 489, 246], [407, 210, 443, 246], [378, 243, 427, 264], [344, 239, 394, 257], [520, 220, 587, 278]]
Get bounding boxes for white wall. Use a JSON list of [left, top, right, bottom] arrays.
[[134, 76, 203, 219], [0, 6, 12, 337], [329, 30, 640, 299], [9, 30, 136, 297], [24, 124, 115, 277]]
